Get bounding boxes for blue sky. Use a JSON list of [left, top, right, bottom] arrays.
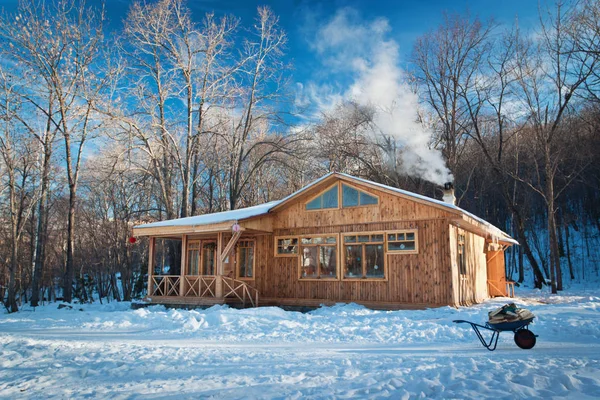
[[1, 0, 542, 91], [0, 0, 546, 182]]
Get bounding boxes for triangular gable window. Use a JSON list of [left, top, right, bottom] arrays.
[[342, 184, 378, 208], [306, 185, 338, 210]]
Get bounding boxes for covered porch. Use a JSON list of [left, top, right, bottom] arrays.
[[137, 217, 269, 308]]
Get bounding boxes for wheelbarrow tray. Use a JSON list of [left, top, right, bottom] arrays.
[[487, 317, 534, 332]]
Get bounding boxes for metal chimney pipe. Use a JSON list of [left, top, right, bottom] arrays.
[[443, 182, 456, 205]]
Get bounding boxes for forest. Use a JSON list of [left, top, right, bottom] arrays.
[[0, 0, 599, 312]]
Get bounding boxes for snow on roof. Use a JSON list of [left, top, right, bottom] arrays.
[[135, 200, 281, 229], [134, 172, 517, 244], [338, 173, 518, 245]]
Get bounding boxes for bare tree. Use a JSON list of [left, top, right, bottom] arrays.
[[225, 6, 296, 210], [509, 1, 600, 292], [0, 68, 39, 311], [0, 0, 110, 302], [412, 14, 496, 175]]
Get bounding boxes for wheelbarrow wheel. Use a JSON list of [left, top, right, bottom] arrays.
[[514, 329, 536, 349]]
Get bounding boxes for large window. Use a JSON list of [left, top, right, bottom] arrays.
[[237, 240, 255, 279], [343, 233, 385, 279], [277, 229, 419, 281], [387, 230, 418, 254], [186, 240, 216, 275], [299, 235, 338, 279], [342, 184, 378, 207], [306, 185, 338, 210], [304, 182, 379, 211]]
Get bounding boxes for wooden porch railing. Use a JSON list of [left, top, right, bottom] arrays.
[[149, 275, 259, 307], [183, 276, 217, 297], [151, 275, 181, 297], [222, 276, 259, 308], [487, 279, 515, 298]]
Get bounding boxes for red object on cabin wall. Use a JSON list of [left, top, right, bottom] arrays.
[[128, 237, 137, 244]]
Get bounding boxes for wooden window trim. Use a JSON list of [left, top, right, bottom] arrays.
[[386, 229, 419, 255], [186, 239, 217, 276], [341, 231, 388, 281], [236, 239, 256, 281], [201, 240, 217, 276], [274, 235, 300, 257], [187, 239, 200, 276], [304, 182, 341, 212], [297, 233, 340, 281], [340, 182, 380, 209]]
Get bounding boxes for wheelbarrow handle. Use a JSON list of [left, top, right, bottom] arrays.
[[453, 319, 501, 351]]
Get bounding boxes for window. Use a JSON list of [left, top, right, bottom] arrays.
[[305, 185, 338, 210], [458, 233, 466, 275], [186, 240, 216, 275], [237, 240, 255, 279], [343, 233, 385, 279], [341, 184, 378, 208], [187, 241, 200, 275], [276, 236, 299, 256], [387, 230, 418, 254], [299, 235, 338, 279], [202, 242, 216, 275]]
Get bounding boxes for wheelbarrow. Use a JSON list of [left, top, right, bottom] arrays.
[[453, 317, 537, 351]]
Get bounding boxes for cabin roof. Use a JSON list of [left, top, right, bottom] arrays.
[[134, 172, 518, 245]]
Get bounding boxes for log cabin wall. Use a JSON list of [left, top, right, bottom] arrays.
[[449, 225, 489, 306], [243, 180, 464, 307], [252, 219, 452, 306]]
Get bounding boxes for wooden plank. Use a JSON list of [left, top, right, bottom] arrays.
[[147, 237, 155, 296]]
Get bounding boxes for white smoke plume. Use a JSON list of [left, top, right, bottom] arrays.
[[304, 8, 452, 185]]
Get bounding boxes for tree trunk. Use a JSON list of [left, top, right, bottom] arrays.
[[63, 185, 77, 302], [8, 237, 19, 313], [518, 244, 524, 283], [565, 224, 575, 280], [31, 141, 52, 307], [545, 148, 561, 293]]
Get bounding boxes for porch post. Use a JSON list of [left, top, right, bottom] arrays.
[[180, 234, 187, 297], [147, 237, 155, 297], [216, 232, 223, 297]]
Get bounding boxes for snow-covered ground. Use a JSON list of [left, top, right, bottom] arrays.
[[1, 289, 600, 399]]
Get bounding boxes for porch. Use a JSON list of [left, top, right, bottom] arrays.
[[143, 225, 261, 308], [148, 275, 259, 308]]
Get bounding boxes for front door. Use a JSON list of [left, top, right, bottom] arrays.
[[187, 240, 216, 275], [202, 242, 216, 275]]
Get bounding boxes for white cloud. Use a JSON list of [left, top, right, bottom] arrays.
[[301, 8, 452, 185]]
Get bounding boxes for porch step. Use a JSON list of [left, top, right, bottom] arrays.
[[137, 296, 256, 310]]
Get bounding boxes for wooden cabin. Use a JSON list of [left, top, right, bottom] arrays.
[[133, 173, 517, 310]]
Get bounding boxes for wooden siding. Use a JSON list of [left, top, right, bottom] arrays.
[[143, 176, 501, 308], [449, 225, 489, 306], [273, 181, 454, 230], [250, 219, 454, 306]]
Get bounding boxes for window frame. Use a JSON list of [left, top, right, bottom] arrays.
[[186, 239, 218, 276], [340, 182, 379, 209], [298, 233, 340, 280], [201, 241, 217, 275], [304, 182, 340, 211], [386, 229, 419, 255], [341, 231, 387, 281], [236, 239, 256, 281], [274, 235, 300, 257]]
